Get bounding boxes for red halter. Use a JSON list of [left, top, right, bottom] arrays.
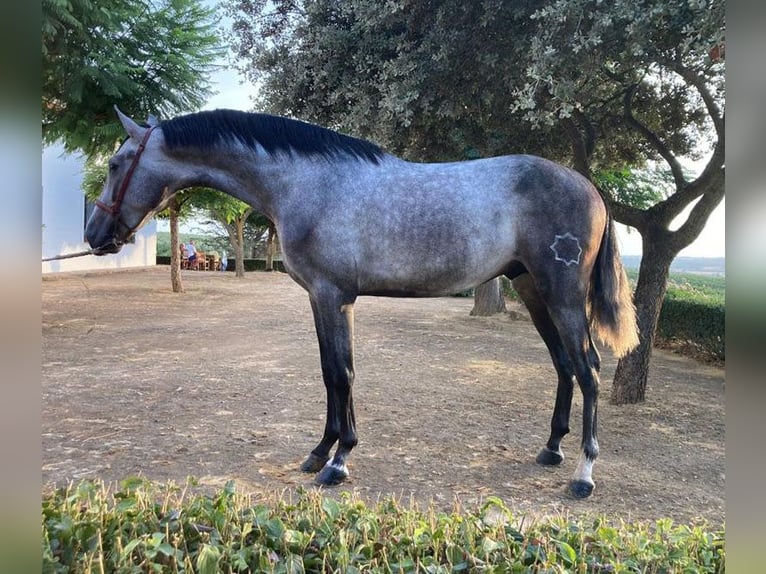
[[95, 126, 157, 226]]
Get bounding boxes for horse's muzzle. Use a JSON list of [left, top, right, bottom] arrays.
[[90, 240, 123, 256], [85, 214, 125, 255]]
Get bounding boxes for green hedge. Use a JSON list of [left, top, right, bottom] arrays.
[[43, 478, 725, 574], [657, 291, 725, 361]]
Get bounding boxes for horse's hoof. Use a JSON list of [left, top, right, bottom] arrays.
[[536, 447, 564, 466], [314, 462, 349, 486], [568, 479, 595, 498], [300, 453, 329, 473]]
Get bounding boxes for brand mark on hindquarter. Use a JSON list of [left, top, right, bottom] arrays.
[[550, 232, 582, 266]]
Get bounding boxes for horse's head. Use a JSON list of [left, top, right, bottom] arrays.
[[85, 107, 174, 255]]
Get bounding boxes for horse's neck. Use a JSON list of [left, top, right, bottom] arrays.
[[178, 146, 386, 223], [172, 146, 288, 221]]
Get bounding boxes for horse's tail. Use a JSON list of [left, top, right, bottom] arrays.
[[590, 217, 640, 358]]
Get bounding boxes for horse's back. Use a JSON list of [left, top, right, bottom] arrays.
[[373, 153, 607, 266], [282, 153, 606, 297]]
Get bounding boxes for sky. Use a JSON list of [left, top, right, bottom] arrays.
[[616, 198, 725, 257]]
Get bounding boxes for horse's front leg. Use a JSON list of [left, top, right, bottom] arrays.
[[300, 289, 358, 486]]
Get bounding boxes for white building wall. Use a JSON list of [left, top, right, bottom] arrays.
[[42, 142, 156, 274]]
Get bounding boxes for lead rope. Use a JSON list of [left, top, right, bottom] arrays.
[[42, 250, 94, 262]]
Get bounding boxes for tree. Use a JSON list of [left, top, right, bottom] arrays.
[[166, 196, 185, 293], [46, 0, 223, 292], [43, 0, 222, 158], [194, 203, 275, 271], [512, 0, 725, 403], [226, 0, 724, 402], [225, 0, 567, 162], [195, 190, 257, 277], [263, 220, 279, 271], [470, 279, 506, 317]]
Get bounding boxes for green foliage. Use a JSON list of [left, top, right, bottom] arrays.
[[659, 297, 724, 361], [592, 164, 674, 210], [43, 0, 223, 158], [43, 479, 725, 573], [665, 272, 726, 305], [515, 0, 723, 159], [191, 189, 254, 227], [224, 0, 571, 162], [226, 0, 723, 173], [627, 270, 725, 361], [659, 276, 725, 361], [80, 155, 107, 201]]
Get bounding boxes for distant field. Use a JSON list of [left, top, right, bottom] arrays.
[[622, 255, 725, 277], [625, 269, 725, 305]]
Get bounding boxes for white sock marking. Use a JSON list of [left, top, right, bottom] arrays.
[[324, 459, 348, 475], [573, 451, 595, 485]]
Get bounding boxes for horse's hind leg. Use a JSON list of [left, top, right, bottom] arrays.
[[513, 261, 603, 498], [300, 288, 358, 486], [511, 274, 575, 466]]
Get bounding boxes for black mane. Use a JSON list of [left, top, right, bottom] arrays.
[[160, 109, 384, 163]]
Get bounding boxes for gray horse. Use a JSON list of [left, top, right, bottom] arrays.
[[86, 108, 638, 498]]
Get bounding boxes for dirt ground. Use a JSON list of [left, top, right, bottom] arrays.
[[42, 267, 724, 526]]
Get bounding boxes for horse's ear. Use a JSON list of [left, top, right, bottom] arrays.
[[147, 113, 160, 127], [114, 105, 147, 141]]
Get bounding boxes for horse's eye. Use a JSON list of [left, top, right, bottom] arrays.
[[108, 162, 118, 173]]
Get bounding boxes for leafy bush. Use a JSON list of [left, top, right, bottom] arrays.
[[43, 478, 724, 573], [624, 271, 725, 362], [658, 286, 725, 362]]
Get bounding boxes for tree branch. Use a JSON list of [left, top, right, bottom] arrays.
[[665, 168, 725, 253], [562, 117, 591, 178], [604, 197, 648, 231], [666, 61, 725, 140], [659, 136, 724, 222], [623, 84, 686, 189]]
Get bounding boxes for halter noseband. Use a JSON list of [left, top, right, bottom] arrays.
[[95, 126, 157, 230]]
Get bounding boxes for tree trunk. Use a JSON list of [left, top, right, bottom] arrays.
[[265, 222, 277, 271], [235, 218, 246, 277], [610, 241, 673, 404], [168, 199, 184, 293], [470, 277, 507, 316]]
